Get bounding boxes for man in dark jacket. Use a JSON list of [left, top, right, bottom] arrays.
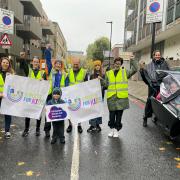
[[140, 50, 169, 127]]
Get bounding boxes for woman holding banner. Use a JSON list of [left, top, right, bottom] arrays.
[[87, 60, 104, 132], [0, 57, 14, 139], [104, 56, 138, 138], [20, 56, 47, 137]]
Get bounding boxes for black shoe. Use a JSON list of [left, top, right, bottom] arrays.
[[152, 117, 158, 124], [36, 129, 40, 136], [78, 125, 83, 133], [22, 130, 29, 137], [66, 125, 72, 133], [96, 125, 101, 132], [51, 138, 57, 144], [143, 117, 147, 127], [60, 139, 65, 144], [87, 126, 94, 133], [45, 131, 50, 138]]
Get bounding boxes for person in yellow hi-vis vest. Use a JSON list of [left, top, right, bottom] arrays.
[[44, 59, 69, 138], [0, 57, 14, 139], [20, 56, 47, 137], [103, 56, 138, 138], [66, 58, 88, 134]]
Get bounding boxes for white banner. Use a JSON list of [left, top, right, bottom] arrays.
[[146, 0, 164, 24], [0, 75, 50, 119], [46, 104, 70, 122], [61, 79, 104, 124]]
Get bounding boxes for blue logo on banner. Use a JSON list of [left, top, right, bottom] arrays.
[[2, 16, 11, 25], [149, 2, 160, 13]]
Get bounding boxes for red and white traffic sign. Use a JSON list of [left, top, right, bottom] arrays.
[[0, 33, 12, 46]]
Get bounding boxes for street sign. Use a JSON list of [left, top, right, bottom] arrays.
[[0, 8, 14, 34], [0, 33, 12, 47], [146, 0, 164, 24]]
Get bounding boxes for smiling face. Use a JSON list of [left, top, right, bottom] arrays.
[[154, 51, 161, 61], [114, 60, 122, 70], [54, 61, 62, 71], [32, 57, 40, 69], [72, 59, 80, 71], [1, 58, 10, 71], [95, 64, 101, 71]]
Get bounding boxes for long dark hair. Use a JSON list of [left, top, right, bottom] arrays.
[[0, 57, 14, 74]]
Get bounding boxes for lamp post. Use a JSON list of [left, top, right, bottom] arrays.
[[106, 21, 113, 69]]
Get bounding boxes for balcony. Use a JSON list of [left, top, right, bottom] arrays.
[[125, 34, 136, 49], [41, 20, 54, 36], [20, 0, 42, 17], [0, 33, 23, 57], [29, 44, 42, 59], [0, 0, 23, 24], [175, 0, 180, 20], [127, 0, 136, 10], [16, 15, 42, 40], [125, 11, 137, 30]]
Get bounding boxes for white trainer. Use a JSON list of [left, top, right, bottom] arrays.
[[108, 129, 114, 137], [113, 130, 119, 138], [4, 132, 11, 139]]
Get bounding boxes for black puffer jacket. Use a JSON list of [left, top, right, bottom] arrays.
[[140, 58, 169, 87]]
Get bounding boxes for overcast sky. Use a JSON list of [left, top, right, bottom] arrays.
[[41, 0, 126, 53]]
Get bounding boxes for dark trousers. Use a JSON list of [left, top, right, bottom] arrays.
[[89, 117, 102, 127], [44, 94, 52, 132], [24, 117, 41, 131], [144, 86, 159, 118], [52, 121, 65, 140], [4, 115, 12, 132], [108, 110, 123, 131]]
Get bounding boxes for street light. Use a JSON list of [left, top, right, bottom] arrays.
[[106, 21, 113, 70]]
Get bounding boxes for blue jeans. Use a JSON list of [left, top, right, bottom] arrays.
[[4, 115, 12, 132]]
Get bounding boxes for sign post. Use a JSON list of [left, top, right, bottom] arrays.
[[0, 8, 14, 55], [146, 0, 164, 58]]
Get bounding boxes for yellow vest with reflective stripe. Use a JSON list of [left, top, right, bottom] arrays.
[[106, 68, 128, 99], [69, 68, 86, 86], [0, 74, 4, 93], [48, 71, 67, 94], [28, 68, 44, 80]]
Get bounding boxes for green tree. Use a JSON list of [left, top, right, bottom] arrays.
[[86, 37, 109, 61]]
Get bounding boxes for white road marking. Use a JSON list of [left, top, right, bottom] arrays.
[[70, 125, 80, 180]]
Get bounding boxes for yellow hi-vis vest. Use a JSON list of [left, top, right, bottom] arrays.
[[106, 68, 128, 99], [48, 71, 67, 94], [0, 74, 4, 93], [69, 68, 86, 86], [28, 68, 44, 80]]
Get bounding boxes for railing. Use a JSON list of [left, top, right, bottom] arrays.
[[175, 0, 180, 19], [17, 15, 42, 40], [167, 6, 174, 24]]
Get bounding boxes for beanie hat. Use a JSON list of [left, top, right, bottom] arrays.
[[93, 60, 102, 67], [52, 87, 62, 96]]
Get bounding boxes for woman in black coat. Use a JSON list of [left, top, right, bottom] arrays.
[[140, 50, 169, 127]]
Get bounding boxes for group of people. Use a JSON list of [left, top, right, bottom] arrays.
[[0, 50, 169, 144], [0, 54, 138, 143]]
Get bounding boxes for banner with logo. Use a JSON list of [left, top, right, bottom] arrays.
[[61, 79, 104, 124], [0, 75, 50, 119], [46, 104, 70, 122]]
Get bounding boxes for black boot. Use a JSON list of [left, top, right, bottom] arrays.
[[66, 124, 72, 133], [45, 131, 50, 138], [36, 128, 40, 136], [96, 125, 101, 132], [51, 138, 57, 144], [143, 117, 147, 127], [78, 125, 83, 133], [87, 126, 94, 133]]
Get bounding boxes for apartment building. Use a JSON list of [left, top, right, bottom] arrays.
[[124, 0, 180, 65], [0, 0, 67, 71]]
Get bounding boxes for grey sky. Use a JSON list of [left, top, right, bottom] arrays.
[[41, 0, 126, 53]]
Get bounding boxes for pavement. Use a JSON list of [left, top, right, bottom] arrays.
[[129, 80, 148, 103]]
